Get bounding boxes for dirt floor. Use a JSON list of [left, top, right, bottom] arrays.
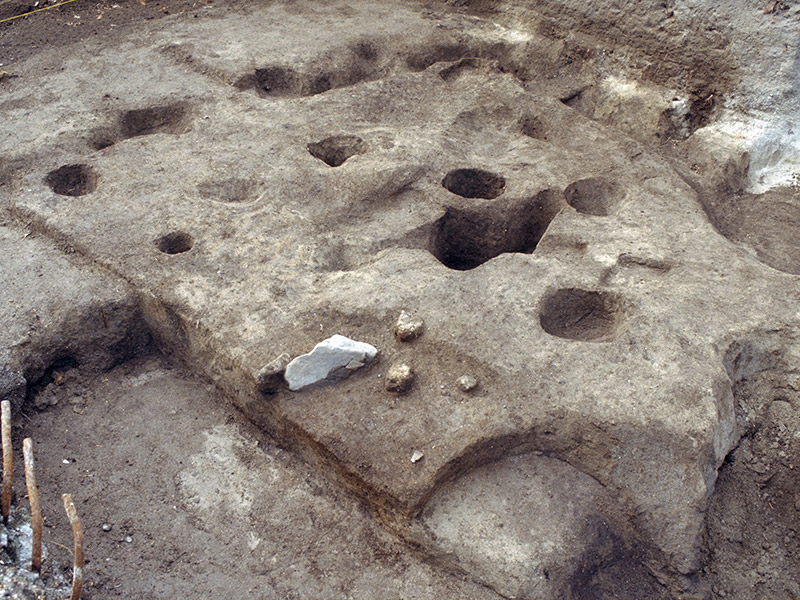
[[2, 0, 800, 599], [0, 0, 213, 60], [11, 353, 501, 599]]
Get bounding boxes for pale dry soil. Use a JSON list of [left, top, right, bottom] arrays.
[[1, 0, 800, 599]]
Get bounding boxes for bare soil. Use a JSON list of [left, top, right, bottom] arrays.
[[12, 354, 499, 599], [3, 1, 800, 599]]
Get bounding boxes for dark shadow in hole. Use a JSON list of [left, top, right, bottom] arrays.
[[240, 60, 379, 98], [254, 65, 301, 96], [539, 288, 626, 342], [564, 177, 621, 216], [155, 231, 194, 255], [351, 39, 379, 61], [567, 515, 668, 600], [89, 101, 193, 150], [45, 164, 98, 197], [307, 135, 367, 167], [560, 88, 587, 108], [120, 102, 192, 139], [89, 132, 117, 151], [405, 43, 472, 72], [25, 356, 79, 402], [442, 168, 505, 199], [430, 189, 564, 270]]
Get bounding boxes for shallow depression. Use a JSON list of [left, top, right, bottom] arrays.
[[539, 288, 626, 342], [307, 135, 367, 167], [564, 177, 621, 216], [120, 102, 193, 139]]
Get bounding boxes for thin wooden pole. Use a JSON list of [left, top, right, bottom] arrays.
[[23, 438, 43, 571], [63, 493, 84, 600], [1, 400, 11, 524]]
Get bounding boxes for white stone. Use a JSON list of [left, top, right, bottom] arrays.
[[411, 450, 424, 463], [457, 375, 478, 392], [284, 335, 378, 391]]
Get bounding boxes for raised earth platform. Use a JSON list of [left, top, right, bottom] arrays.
[[2, 1, 800, 598]]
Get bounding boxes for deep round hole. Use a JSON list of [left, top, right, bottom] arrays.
[[307, 135, 367, 167], [45, 164, 98, 197], [442, 169, 505, 199], [564, 178, 620, 216], [430, 190, 564, 270], [155, 231, 194, 255], [539, 288, 626, 342]]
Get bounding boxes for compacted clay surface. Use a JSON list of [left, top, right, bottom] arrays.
[[1, 1, 800, 598]]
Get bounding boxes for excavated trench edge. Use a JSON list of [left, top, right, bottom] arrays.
[[6, 203, 535, 598]]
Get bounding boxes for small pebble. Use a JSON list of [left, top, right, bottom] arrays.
[[410, 450, 424, 463], [102, 523, 112, 532], [457, 375, 478, 392], [394, 311, 425, 341], [385, 362, 414, 393], [125, 536, 133, 543]]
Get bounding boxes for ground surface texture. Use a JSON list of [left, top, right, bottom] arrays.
[[1, 0, 800, 599]]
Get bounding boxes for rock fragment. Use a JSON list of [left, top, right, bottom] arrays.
[[284, 335, 377, 391], [457, 375, 478, 392], [394, 311, 425, 341], [411, 450, 424, 463], [257, 352, 291, 394], [385, 362, 414, 393]]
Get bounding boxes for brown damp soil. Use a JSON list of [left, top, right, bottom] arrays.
[[0, 0, 222, 66], [10, 356, 280, 599], [11, 355, 500, 599]]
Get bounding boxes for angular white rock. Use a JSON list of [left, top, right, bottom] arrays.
[[284, 334, 378, 391]]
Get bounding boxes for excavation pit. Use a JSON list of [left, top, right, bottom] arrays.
[[441, 168, 506, 199], [154, 231, 194, 255], [564, 177, 621, 216], [120, 102, 193, 139], [539, 288, 626, 342], [45, 164, 98, 197], [430, 189, 564, 270], [307, 135, 367, 167]]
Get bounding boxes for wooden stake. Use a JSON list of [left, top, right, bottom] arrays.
[[63, 494, 84, 600], [1, 400, 11, 525], [23, 438, 43, 572]]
